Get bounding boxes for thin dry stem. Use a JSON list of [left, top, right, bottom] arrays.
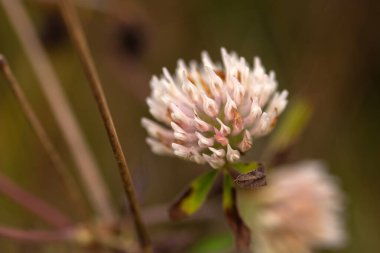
[[0, 0, 116, 223], [31, 0, 106, 12], [0, 173, 72, 228], [0, 55, 87, 218], [58, 0, 152, 252], [0, 225, 71, 242]]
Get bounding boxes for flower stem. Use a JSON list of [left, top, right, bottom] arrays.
[[0, 225, 71, 242], [58, 0, 152, 252], [0, 0, 117, 223], [0, 55, 87, 219], [0, 172, 72, 228]]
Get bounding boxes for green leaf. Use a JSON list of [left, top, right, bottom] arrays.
[[265, 98, 312, 163], [169, 170, 218, 220], [187, 232, 234, 253], [232, 161, 261, 174]]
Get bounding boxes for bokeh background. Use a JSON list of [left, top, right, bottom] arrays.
[[0, 0, 380, 252]]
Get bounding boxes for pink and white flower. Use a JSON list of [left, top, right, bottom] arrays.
[[142, 48, 288, 168], [237, 161, 346, 253]]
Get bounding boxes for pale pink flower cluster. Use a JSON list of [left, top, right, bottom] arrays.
[[142, 48, 288, 168], [237, 161, 345, 253]]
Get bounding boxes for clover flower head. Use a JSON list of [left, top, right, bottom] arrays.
[[142, 48, 288, 168], [238, 161, 346, 253]]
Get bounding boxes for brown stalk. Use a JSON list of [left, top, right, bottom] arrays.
[[0, 225, 71, 242], [0, 55, 87, 218], [0, 0, 116, 223], [0, 173, 72, 228], [58, 0, 151, 252]]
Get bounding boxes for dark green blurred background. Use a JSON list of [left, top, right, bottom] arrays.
[[0, 0, 380, 252]]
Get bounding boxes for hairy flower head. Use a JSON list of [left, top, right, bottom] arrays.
[[237, 161, 346, 253], [142, 48, 288, 168]]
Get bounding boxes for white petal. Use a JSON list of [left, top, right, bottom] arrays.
[[163, 67, 175, 84], [266, 90, 289, 115], [147, 98, 170, 124], [226, 144, 240, 162], [204, 66, 223, 88], [224, 93, 237, 121], [253, 57, 265, 77], [216, 118, 231, 135], [209, 147, 226, 158], [214, 127, 229, 146], [238, 130, 253, 152], [194, 113, 212, 132], [172, 143, 191, 158], [244, 97, 262, 126], [141, 118, 173, 141], [182, 72, 201, 102], [202, 154, 225, 169], [201, 51, 215, 68], [251, 112, 271, 136], [146, 138, 173, 155], [204, 66, 223, 99], [171, 122, 196, 142], [171, 122, 186, 134], [221, 47, 231, 70], [202, 93, 219, 117], [191, 151, 206, 164], [196, 132, 214, 148], [170, 103, 193, 128], [231, 76, 245, 105]]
